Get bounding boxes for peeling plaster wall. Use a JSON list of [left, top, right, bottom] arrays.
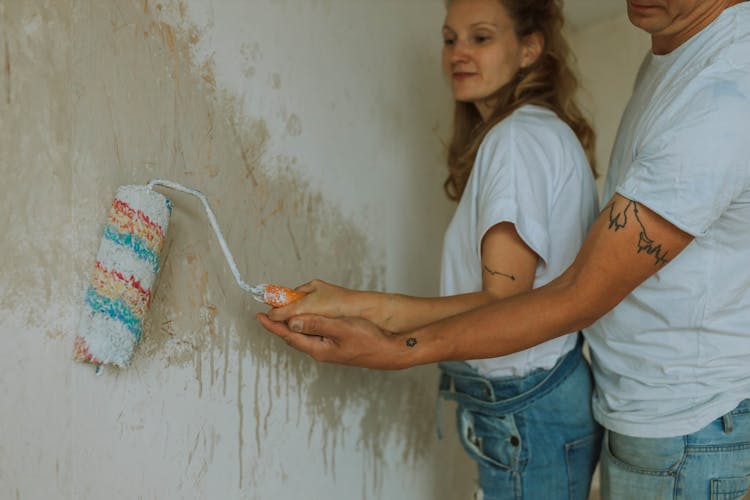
[[0, 1, 474, 499]]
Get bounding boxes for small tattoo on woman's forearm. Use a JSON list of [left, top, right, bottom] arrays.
[[483, 265, 516, 281], [406, 337, 418, 347]]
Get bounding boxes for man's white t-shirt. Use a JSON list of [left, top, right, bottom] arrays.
[[585, 3, 750, 438], [441, 104, 598, 378]]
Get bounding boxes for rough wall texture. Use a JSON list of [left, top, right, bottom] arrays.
[[0, 1, 472, 498]]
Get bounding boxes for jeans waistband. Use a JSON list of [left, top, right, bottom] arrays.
[[438, 335, 584, 415]]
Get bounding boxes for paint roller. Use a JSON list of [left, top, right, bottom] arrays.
[[73, 179, 305, 370]]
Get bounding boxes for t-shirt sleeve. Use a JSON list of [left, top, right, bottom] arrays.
[[473, 120, 553, 265], [617, 79, 750, 236]]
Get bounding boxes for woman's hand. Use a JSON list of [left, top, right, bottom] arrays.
[[256, 313, 410, 370], [267, 279, 373, 322]]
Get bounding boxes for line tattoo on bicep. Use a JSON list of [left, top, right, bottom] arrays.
[[483, 265, 516, 281], [606, 200, 670, 265]]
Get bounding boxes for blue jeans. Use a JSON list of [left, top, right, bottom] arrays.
[[438, 336, 602, 500], [601, 399, 750, 500]]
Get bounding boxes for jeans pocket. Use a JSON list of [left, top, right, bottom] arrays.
[[601, 431, 678, 500], [710, 475, 750, 500], [456, 406, 521, 471], [565, 432, 602, 500]]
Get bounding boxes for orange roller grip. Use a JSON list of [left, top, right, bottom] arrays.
[[262, 284, 307, 308]]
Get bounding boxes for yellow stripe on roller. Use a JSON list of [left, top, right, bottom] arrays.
[[90, 261, 151, 320]]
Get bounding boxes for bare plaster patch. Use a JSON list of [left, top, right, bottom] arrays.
[[65, 0, 437, 493]]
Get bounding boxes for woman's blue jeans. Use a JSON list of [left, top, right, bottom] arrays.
[[438, 336, 602, 500], [601, 399, 750, 499]]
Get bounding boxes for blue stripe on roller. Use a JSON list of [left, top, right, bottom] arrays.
[[103, 225, 160, 273], [84, 287, 144, 342]]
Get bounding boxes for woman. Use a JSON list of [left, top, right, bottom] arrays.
[[260, 0, 601, 498]]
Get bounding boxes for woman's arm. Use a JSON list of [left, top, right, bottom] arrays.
[[268, 221, 538, 332], [257, 195, 695, 369]]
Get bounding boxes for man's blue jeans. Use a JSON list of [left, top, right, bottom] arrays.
[[601, 399, 750, 499], [438, 336, 602, 500]]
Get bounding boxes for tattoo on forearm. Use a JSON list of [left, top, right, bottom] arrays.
[[406, 337, 417, 347], [483, 265, 516, 281], [606, 200, 670, 266]]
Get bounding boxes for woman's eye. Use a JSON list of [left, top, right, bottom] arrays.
[[474, 35, 491, 44], [443, 38, 456, 46]]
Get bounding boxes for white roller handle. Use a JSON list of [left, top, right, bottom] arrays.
[[147, 179, 256, 294]]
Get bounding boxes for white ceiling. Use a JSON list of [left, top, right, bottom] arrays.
[[563, 0, 626, 30]]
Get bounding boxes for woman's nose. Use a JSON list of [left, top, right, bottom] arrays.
[[450, 39, 471, 63]]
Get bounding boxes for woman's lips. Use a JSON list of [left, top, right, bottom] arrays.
[[452, 72, 476, 81]]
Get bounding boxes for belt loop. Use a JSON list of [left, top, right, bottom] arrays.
[[435, 374, 452, 440], [483, 380, 495, 402], [723, 412, 734, 434]]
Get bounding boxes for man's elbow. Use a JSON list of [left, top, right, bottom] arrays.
[[552, 267, 619, 332]]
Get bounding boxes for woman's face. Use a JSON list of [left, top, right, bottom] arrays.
[[442, 0, 535, 120]]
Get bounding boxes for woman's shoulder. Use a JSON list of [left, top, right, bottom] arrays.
[[483, 104, 576, 150]]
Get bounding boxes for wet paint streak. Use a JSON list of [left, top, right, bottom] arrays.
[[194, 340, 203, 398], [4, 36, 10, 104], [223, 324, 229, 397], [286, 218, 302, 261], [209, 326, 216, 387], [237, 346, 244, 489], [264, 358, 272, 437], [253, 361, 261, 455]]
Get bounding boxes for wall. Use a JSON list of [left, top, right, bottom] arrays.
[[0, 1, 474, 499], [568, 12, 652, 195]]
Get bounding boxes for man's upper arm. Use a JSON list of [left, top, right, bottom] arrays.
[[563, 193, 694, 322]]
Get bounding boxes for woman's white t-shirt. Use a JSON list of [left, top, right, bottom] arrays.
[[441, 104, 598, 378]]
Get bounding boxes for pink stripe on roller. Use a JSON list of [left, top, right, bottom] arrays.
[[73, 336, 102, 365], [109, 199, 166, 253]]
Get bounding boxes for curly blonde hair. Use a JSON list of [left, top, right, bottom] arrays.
[[444, 0, 596, 201]]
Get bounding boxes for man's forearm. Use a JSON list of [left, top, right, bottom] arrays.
[[389, 275, 591, 369]]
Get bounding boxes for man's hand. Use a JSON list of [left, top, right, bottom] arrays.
[[256, 313, 410, 370]]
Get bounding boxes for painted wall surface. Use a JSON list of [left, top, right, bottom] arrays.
[[568, 12, 652, 194], [0, 1, 475, 499]]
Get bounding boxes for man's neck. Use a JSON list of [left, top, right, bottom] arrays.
[[652, 0, 743, 55]]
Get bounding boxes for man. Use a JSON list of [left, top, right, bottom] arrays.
[[258, 1, 750, 497]]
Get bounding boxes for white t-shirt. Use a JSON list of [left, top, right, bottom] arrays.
[[441, 104, 598, 377], [585, 3, 750, 438]]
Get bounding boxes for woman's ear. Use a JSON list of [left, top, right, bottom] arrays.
[[520, 31, 544, 68]]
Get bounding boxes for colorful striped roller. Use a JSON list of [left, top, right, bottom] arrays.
[[74, 185, 172, 368], [74, 179, 306, 371]]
